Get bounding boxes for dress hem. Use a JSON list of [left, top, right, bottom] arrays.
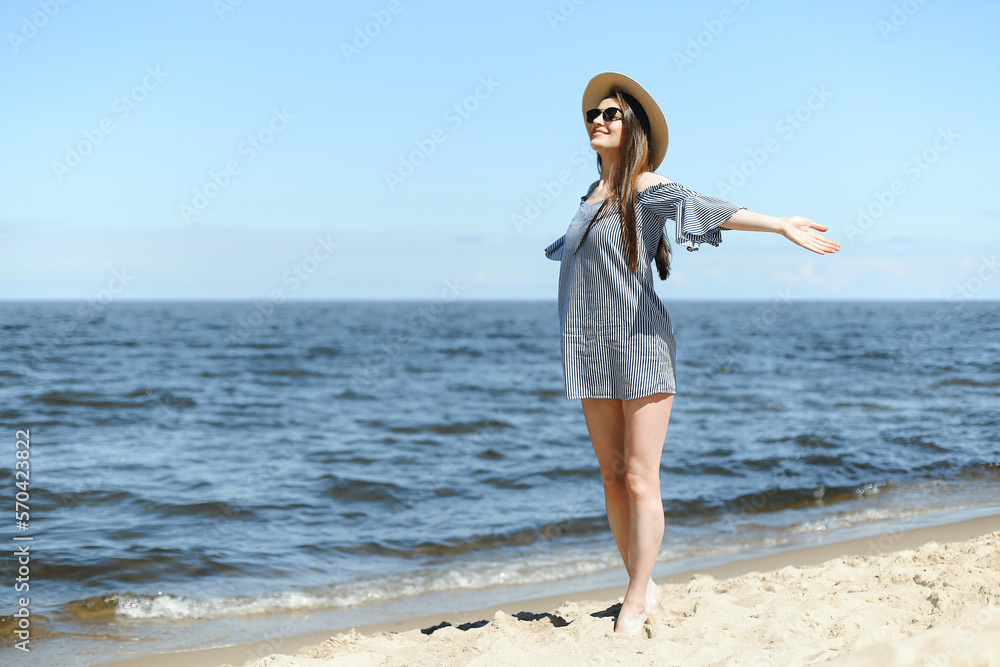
[[565, 388, 677, 400]]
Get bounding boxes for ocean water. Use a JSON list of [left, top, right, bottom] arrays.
[[0, 299, 998, 665]]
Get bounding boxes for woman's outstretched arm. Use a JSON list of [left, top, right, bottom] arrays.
[[721, 210, 841, 255]]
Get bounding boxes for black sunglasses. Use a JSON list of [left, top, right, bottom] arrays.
[[585, 107, 623, 124]]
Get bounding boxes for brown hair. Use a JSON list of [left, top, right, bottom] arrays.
[[573, 89, 672, 280]]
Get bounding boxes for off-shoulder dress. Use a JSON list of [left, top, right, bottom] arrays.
[[543, 179, 745, 400]]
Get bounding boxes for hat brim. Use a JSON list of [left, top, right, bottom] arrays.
[[582, 72, 669, 171]]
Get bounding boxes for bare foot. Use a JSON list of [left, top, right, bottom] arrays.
[[614, 600, 647, 637], [645, 579, 662, 623]]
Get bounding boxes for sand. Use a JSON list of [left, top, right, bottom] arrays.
[[230, 533, 1000, 666], [100, 513, 1000, 667]]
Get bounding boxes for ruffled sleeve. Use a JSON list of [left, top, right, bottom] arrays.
[[543, 234, 566, 261], [637, 181, 746, 252]]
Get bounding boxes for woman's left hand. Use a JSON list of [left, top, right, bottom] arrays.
[[779, 216, 841, 255]]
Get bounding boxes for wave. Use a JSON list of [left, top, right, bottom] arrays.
[[321, 475, 409, 504], [884, 435, 950, 453], [54, 548, 625, 623], [0, 613, 68, 646], [439, 346, 482, 357], [251, 367, 325, 377], [33, 548, 258, 586], [33, 390, 197, 409], [59, 591, 337, 622], [387, 420, 514, 435], [337, 468, 1000, 558], [307, 346, 340, 358], [933, 378, 1000, 388], [56, 490, 1000, 625], [34, 390, 149, 409], [336, 389, 376, 400], [759, 433, 840, 449], [148, 499, 259, 520]]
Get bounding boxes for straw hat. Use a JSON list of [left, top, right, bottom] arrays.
[[581, 72, 669, 170]]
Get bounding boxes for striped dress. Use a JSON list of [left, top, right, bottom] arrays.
[[544, 179, 745, 400]]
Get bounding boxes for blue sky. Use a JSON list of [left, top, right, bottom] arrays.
[[2, 0, 998, 301]]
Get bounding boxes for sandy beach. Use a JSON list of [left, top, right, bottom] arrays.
[[97, 511, 1000, 667]]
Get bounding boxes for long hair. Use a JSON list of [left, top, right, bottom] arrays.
[[573, 89, 672, 280]]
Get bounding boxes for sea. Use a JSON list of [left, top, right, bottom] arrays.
[[1, 299, 998, 666]]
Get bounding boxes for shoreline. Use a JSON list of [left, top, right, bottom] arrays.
[[98, 507, 1000, 667]]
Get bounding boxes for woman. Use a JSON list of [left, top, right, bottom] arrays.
[[543, 72, 840, 637]]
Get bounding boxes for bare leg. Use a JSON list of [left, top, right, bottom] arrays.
[[582, 393, 673, 634], [581, 398, 631, 572], [617, 392, 673, 634]]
